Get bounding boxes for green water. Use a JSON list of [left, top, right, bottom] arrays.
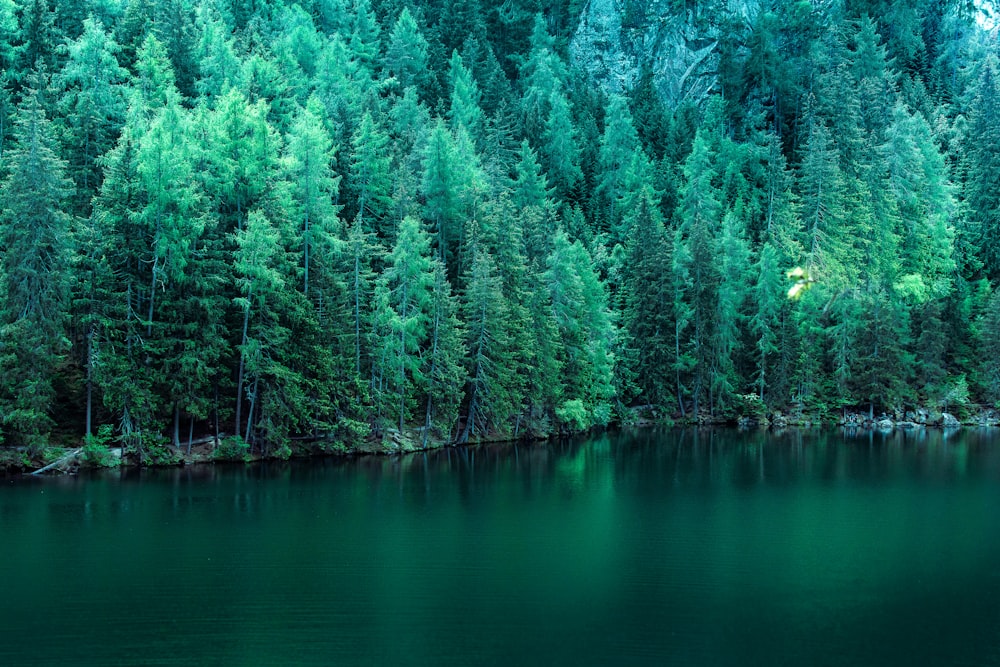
[[3, 428, 1000, 666]]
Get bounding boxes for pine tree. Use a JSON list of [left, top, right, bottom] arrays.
[[372, 216, 434, 432], [542, 89, 583, 201], [348, 110, 394, 237], [751, 242, 784, 404], [594, 95, 642, 236], [448, 50, 484, 140], [461, 242, 519, 440], [57, 17, 129, 216], [711, 205, 751, 415], [193, 3, 240, 100], [15, 0, 63, 77], [422, 261, 467, 443], [545, 230, 617, 430], [0, 83, 73, 446], [349, 0, 382, 78], [0, 0, 16, 73], [621, 191, 675, 410], [963, 55, 1000, 282], [675, 130, 721, 416], [284, 95, 341, 300], [204, 88, 282, 234], [421, 119, 460, 262], [384, 7, 430, 96]]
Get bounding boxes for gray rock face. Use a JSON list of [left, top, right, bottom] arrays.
[[941, 412, 961, 428], [570, 0, 754, 108]]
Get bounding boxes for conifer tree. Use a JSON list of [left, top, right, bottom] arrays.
[[422, 261, 467, 443], [675, 130, 721, 415], [0, 82, 73, 446], [372, 216, 434, 432], [594, 95, 642, 236], [751, 242, 784, 404], [711, 205, 751, 415], [284, 95, 341, 300], [233, 208, 286, 445], [542, 89, 583, 201], [348, 110, 394, 237], [621, 191, 675, 410], [57, 17, 129, 215], [461, 243, 519, 440], [384, 7, 430, 96], [963, 55, 1000, 281], [448, 50, 484, 141]]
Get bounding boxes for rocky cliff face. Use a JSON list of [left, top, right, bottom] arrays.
[[569, 0, 755, 108]]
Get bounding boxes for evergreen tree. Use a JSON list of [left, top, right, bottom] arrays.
[[0, 83, 73, 446], [283, 95, 341, 300], [383, 7, 430, 96], [751, 241, 784, 404], [460, 242, 520, 440], [545, 230, 617, 430], [542, 89, 583, 201], [422, 260, 467, 443], [594, 95, 642, 236], [711, 205, 751, 415], [232, 208, 287, 446], [372, 216, 434, 432], [57, 17, 129, 215], [964, 55, 1000, 282], [347, 110, 393, 237], [621, 191, 675, 410], [675, 130, 721, 415], [448, 50, 483, 140]]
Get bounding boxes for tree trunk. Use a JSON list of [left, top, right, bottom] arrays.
[[354, 211, 365, 376], [172, 402, 181, 448], [303, 208, 310, 296], [85, 324, 94, 437], [235, 289, 252, 438], [246, 377, 259, 453]]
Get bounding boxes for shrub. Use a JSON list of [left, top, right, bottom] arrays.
[[214, 436, 251, 462], [80, 425, 120, 468]]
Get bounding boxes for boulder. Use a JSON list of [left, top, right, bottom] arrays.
[[941, 412, 961, 428], [876, 418, 895, 431]]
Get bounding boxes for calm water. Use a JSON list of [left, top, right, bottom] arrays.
[[3, 428, 1000, 666]]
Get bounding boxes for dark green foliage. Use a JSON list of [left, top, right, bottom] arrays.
[[0, 82, 73, 446], [1, 0, 999, 454]]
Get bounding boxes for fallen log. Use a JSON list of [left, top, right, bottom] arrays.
[[30, 448, 83, 476]]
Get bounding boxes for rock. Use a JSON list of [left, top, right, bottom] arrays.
[[569, 0, 752, 109], [770, 412, 788, 428], [840, 412, 864, 426], [941, 412, 961, 428], [876, 418, 894, 430], [896, 421, 917, 430], [977, 409, 1000, 426]]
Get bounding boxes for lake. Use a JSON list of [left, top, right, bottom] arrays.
[[3, 427, 1000, 666]]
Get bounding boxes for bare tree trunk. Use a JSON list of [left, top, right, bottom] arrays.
[[235, 290, 251, 438], [172, 402, 181, 448], [85, 324, 94, 437]]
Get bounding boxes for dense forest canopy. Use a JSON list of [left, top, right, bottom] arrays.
[[1, 0, 999, 456]]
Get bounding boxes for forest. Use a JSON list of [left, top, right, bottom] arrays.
[[0, 0, 999, 460]]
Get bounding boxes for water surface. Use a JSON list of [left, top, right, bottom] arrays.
[[3, 428, 1000, 666]]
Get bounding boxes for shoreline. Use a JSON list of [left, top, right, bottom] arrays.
[[5, 407, 998, 476]]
